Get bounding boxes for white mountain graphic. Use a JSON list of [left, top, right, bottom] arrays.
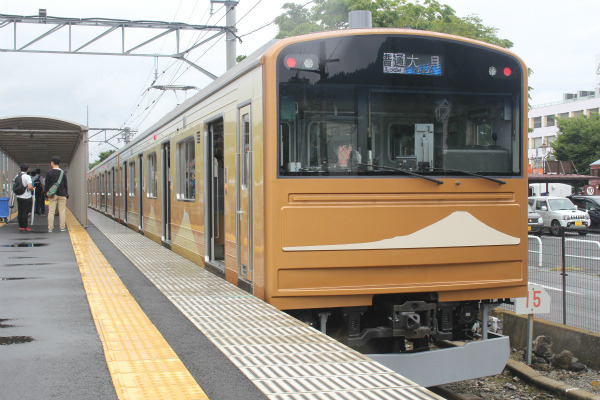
[[283, 211, 520, 252]]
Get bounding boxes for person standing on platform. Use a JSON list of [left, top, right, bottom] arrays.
[[32, 168, 45, 215], [15, 164, 34, 232], [44, 156, 68, 232]]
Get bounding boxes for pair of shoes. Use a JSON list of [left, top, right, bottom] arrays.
[[60, 228, 66, 232], [48, 229, 53, 233], [25, 227, 32, 232]]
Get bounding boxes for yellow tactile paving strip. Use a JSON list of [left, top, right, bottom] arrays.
[[0, 211, 18, 227], [66, 210, 209, 400]]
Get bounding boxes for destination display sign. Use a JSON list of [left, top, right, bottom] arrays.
[[383, 52, 443, 76]]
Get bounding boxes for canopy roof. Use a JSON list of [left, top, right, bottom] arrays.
[[0, 116, 87, 168]]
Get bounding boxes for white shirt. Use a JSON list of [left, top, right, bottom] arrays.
[[16, 173, 33, 200]]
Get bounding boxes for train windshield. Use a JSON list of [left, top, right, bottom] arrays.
[[277, 34, 524, 177]]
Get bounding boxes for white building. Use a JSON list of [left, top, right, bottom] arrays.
[[528, 89, 600, 170]]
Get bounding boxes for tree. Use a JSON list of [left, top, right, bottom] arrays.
[[552, 114, 600, 175], [275, 0, 513, 48], [89, 149, 115, 170]]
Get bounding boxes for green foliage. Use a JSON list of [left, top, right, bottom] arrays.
[[275, 0, 513, 48], [89, 149, 115, 170], [236, 55, 247, 63], [552, 114, 600, 175]]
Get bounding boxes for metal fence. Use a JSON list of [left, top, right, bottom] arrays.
[[509, 227, 600, 333]]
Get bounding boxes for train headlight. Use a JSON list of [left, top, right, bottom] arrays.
[[284, 54, 319, 71]]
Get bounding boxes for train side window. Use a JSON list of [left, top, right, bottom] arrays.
[[128, 161, 136, 197], [177, 137, 195, 200], [147, 152, 157, 198], [242, 113, 251, 190]]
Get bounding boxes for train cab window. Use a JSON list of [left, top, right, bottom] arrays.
[[307, 121, 359, 170], [147, 153, 157, 198], [388, 124, 417, 170], [177, 138, 195, 200], [277, 35, 523, 178], [128, 162, 136, 197]]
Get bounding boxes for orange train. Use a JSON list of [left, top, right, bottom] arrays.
[[89, 28, 528, 382]]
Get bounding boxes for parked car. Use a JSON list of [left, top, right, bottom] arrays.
[[568, 195, 600, 227], [528, 196, 589, 236], [527, 204, 543, 235]]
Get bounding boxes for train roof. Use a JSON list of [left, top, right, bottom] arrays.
[[90, 39, 278, 171], [90, 28, 525, 173]]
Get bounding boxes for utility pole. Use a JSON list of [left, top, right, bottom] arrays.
[[211, 0, 238, 70]]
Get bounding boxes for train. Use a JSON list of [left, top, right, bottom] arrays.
[[88, 27, 528, 384]]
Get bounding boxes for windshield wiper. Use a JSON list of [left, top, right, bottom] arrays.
[[359, 164, 443, 184], [435, 168, 506, 185]]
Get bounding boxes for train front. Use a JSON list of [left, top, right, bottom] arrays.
[[262, 29, 528, 372]]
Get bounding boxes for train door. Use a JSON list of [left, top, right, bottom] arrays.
[[236, 105, 253, 289], [205, 118, 225, 271], [103, 173, 107, 213], [106, 170, 111, 214], [111, 167, 116, 217], [138, 154, 144, 231], [161, 142, 171, 244], [123, 161, 128, 223]]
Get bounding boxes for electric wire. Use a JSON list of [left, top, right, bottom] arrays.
[[119, 0, 274, 141], [119, 3, 220, 136]]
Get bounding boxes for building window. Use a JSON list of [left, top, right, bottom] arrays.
[[547, 136, 556, 144], [573, 110, 583, 117], [147, 153, 157, 198], [533, 137, 542, 148], [177, 138, 195, 200], [533, 117, 542, 128], [589, 108, 599, 115], [559, 112, 569, 120], [545, 115, 555, 126], [128, 161, 136, 197]]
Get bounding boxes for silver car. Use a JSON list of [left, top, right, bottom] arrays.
[[527, 204, 543, 235], [528, 196, 589, 236]]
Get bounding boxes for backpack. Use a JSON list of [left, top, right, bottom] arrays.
[[47, 170, 64, 197], [33, 175, 42, 189], [12, 173, 26, 196]]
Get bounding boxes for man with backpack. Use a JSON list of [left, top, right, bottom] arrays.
[[44, 155, 68, 233], [13, 164, 34, 232]]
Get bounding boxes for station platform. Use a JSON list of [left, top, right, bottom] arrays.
[[0, 209, 443, 400]]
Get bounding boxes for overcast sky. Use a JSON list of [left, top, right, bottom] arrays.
[[1, 0, 599, 161]]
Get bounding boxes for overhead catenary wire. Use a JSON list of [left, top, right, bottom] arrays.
[[119, 0, 277, 141], [120, 4, 225, 134]]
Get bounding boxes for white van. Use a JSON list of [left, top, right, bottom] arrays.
[[528, 196, 589, 235]]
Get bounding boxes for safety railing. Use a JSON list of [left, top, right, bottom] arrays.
[[514, 227, 600, 333]]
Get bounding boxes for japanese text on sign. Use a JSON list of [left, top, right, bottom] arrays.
[[383, 52, 443, 76]]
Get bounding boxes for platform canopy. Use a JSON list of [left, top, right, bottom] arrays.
[[0, 115, 88, 226], [0, 116, 87, 169]]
